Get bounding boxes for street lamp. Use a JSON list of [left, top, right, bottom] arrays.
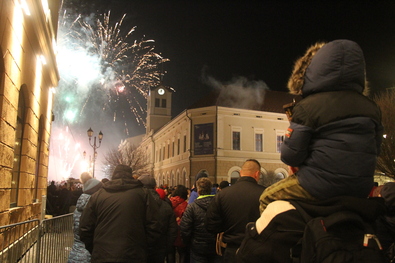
[[87, 128, 103, 177]]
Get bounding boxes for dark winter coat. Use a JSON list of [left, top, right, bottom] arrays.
[[205, 176, 266, 246], [147, 189, 178, 263], [68, 178, 102, 263], [281, 39, 383, 199], [180, 195, 216, 255], [79, 178, 161, 263]]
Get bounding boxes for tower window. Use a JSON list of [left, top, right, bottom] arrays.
[[162, 99, 166, 108], [155, 98, 160, 107]]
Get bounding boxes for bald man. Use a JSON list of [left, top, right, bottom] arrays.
[[205, 159, 266, 263]]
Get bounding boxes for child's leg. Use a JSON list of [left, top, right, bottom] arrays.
[[259, 174, 316, 214]]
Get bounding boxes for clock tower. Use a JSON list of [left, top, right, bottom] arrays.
[[146, 85, 172, 134]]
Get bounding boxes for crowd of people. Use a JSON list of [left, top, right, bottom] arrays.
[[62, 39, 395, 262], [46, 178, 110, 216], [46, 180, 83, 216]]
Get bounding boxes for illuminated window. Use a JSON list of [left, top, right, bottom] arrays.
[[255, 133, 263, 152], [11, 90, 26, 207], [276, 130, 285, 153], [232, 127, 241, 150]]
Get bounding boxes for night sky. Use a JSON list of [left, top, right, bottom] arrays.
[[79, 1, 395, 117], [61, 0, 395, 118]]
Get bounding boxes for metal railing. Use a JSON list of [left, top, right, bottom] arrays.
[[0, 213, 73, 263]]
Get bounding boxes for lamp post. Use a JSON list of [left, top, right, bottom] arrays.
[[87, 127, 103, 178], [82, 151, 93, 175]]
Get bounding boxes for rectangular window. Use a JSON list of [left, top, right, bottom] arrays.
[[184, 135, 187, 152], [162, 99, 166, 108], [155, 98, 160, 107], [167, 144, 170, 158], [232, 131, 241, 150], [255, 133, 263, 152], [172, 141, 175, 157], [177, 138, 180, 155], [163, 146, 165, 160]]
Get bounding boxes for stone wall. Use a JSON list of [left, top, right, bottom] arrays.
[[0, 0, 59, 226]]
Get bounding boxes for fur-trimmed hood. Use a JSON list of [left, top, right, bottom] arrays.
[[288, 40, 367, 97]]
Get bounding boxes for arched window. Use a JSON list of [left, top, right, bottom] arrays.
[[171, 171, 175, 187], [182, 169, 188, 187], [11, 88, 26, 207], [176, 170, 180, 185], [230, 170, 240, 185]]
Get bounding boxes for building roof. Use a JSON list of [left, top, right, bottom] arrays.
[[188, 89, 301, 113]]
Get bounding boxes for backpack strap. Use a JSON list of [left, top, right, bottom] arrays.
[[288, 200, 313, 263]]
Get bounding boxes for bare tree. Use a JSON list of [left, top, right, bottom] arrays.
[[102, 142, 149, 178], [374, 89, 395, 179]]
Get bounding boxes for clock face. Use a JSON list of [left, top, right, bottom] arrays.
[[158, 88, 165, 95]]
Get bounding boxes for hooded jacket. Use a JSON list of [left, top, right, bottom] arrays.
[[281, 39, 383, 199], [79, 177, 161, 262], [180, 195, 217, 255]]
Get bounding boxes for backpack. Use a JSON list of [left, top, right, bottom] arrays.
[[236, 196, 386, 263], [290, 200, 386, 263], [236, 208, 305, 263]]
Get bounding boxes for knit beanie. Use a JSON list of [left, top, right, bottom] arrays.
[[83, 178, 102, 195], [138, 175, 157, 189], [112, 164, 133, 180], [80, 172, 92, 184], [195, 171, 208, 182]]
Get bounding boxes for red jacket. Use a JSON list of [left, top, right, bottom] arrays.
[[170, 196, 188, 246]]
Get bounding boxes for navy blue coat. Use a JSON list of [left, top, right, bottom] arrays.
[[281, 40, 383, 199]]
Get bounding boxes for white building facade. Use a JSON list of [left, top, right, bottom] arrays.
[[126, 85, 296, 188]]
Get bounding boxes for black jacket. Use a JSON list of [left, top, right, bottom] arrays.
[[282, 40, 383, 199], [180, 195, 216, 255], [79, 178, 161, 262], [205, 176, 265, 246], [147, 189, 178, 263]]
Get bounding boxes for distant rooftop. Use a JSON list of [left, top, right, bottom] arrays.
[[188, 89, 301, 113]]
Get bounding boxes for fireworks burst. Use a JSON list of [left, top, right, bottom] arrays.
[[48, 9, 171, 181], [48, 126, 83, 181], [55, 10, 170, 134]]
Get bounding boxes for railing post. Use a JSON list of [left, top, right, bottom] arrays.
[[35, 195, 46, 263]]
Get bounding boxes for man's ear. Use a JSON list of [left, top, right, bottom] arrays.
[[254, 171, 260, 181]]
